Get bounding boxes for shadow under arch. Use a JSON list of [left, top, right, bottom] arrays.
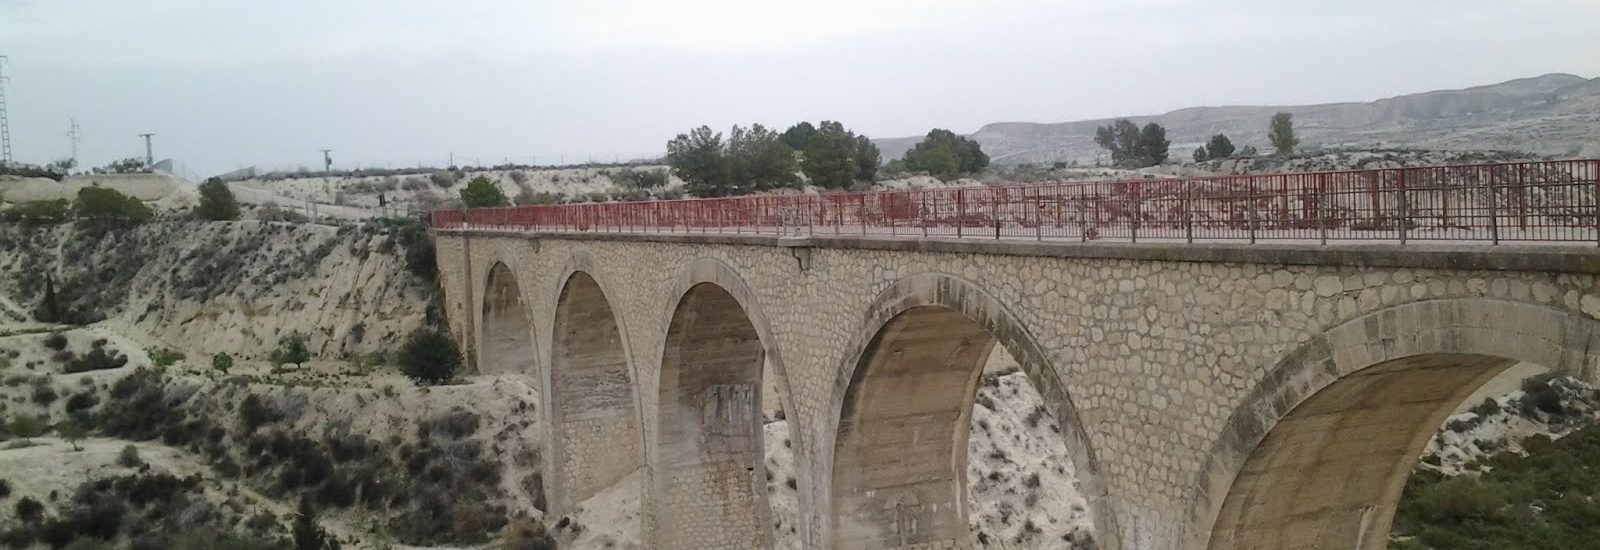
[[1188, 298, 1600, 550], [544, 253, 645, 517], [822, 271, 1119, 549], [648, 257, 801, 550], [477, 261, 539, 377]]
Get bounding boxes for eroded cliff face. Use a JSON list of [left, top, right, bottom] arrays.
[[0, 220, 431, 360]]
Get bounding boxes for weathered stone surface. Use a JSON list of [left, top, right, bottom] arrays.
[[435, 229, 1600, 550]]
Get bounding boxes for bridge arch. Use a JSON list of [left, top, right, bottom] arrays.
[[545, 254, 645, 517], [823, 272, 1117, 549], [476, 260, 538, 377], [650, 257, 799, 550], [1192, 298, 1600, 550]]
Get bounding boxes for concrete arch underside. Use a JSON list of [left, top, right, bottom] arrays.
[[826, 272, 1117, 550], [478, 262, 538, 377], [548, 270, 643, 515], [653, 280, 776, 550], [1194, 298, 1600, 550]]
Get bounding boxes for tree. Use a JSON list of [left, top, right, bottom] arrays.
[[779, 122, 818, 150], [1094, 119, 1142, 166], [46, 158, 76, 175], [1137, 123, 1170, 165], [801, 121, 863, 189], [1193, 146, 1210, 163], [272, 332, 311, 368], [57, 418, 86, 451], [195, 178, 241, 221], [727, 123, 799, 192], [1269, 112, 1298, 156], [292, 496, 341, 550], [34, 275, 63, 323], [212, 353, 234, 373], [1092, 119, 1169, 168], [398, 328, 462, 386], [902, 129, 988, 181], [666, 126, 731, 197], [854, 135, 881, 182], [458, 176, 510, 208], [73, 186, 152, 225], [97, 158, 147, 174], [1206, 134, 1236, 159]]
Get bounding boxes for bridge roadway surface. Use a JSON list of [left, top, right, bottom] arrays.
[[432, 226, 1600, 550]]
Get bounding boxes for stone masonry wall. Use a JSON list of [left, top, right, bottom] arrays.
[[434, 231, 1600, 549]]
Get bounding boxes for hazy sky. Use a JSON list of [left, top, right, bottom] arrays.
[[3, 0, 1599, 176]]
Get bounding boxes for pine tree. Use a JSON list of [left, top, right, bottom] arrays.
[[34, 275, 62, 323], [1269, 112, 1299, 156]]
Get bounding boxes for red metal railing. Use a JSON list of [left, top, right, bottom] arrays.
[[432, 159, 1600, 245]]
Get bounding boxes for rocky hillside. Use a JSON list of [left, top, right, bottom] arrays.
[[875, 73, 1600, 165], [0, 220, 432, 361]]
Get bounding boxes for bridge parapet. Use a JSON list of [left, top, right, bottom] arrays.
[[436, 159, 1600, 246]]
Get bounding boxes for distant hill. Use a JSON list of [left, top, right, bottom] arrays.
[[874, 73, 1600, 165]]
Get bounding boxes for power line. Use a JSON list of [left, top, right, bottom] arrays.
[[319, 149, 333, 171]]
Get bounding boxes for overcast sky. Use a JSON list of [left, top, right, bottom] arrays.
[[3, 0, 1598, 176]]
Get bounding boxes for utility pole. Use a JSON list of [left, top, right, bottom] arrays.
[[319, 149, 333, 171], [138, 133, 156, 168], [68, 119, 80, 167], [0, 55, 13, 167]]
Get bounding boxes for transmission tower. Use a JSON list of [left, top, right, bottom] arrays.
[[0, 56, 13, 167], [68, 119, 80, 167]]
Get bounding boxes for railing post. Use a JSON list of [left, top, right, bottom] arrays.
[[957, 190, 965, 238], [1318, 173, 1328, 245], [860, 194, 867, 235], [1592, 160, 1600, 247], [922, 192, 929, 238], [1130, 183, 1140, 243], [1248, 187, 1258, 245], [994, 191, 1001, 239], [1488, 167, 1501, 245], [1398, 169, 1409, 245], [1035, 190, 1043, 241], [1184, 179, 1194, 244]]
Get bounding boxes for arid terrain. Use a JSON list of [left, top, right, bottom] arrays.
[[875, 73, 1600, 166]]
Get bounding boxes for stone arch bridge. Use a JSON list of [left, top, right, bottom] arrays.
[[433, 225, 1600, 550]]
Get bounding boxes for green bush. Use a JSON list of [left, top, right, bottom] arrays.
[[43, 332, 69, 351], [1394, 423, 1600, 547], [398, 329, 461, 386], [73, 186, 153, 225], [195, 178, 242, 221], [14, 497, 43, 523], [5, 199, 70, 225], [150, 348, 186, 368], [212, 353, 234, 373], [271, 333, 311, 367], [459, 176, 510, 208], [64, 347, 129, 373], [6, 414, 48, 438]]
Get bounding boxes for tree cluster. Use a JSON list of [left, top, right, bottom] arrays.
[[901, 129, 988, 181], [72, 186, 153, 226], [665, 121, 879, 197], [1093, 119, 1170, 168], [1192, 134, 1237, 162]]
